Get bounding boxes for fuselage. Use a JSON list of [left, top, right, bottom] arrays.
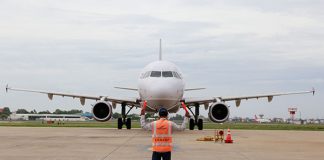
[[138, 61, 185, 113], [254, 115, 271, 123]]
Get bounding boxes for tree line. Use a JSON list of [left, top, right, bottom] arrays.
[[1, 107, 186, 120], [14, 108, 83, 114], [0, 107, 84, 119], [0, 107, 11, 120]]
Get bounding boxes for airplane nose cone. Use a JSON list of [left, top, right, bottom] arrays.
[[150, 86, 174, 99]]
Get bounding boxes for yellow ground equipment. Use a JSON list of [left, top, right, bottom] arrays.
[[196, 129, 225, 142]]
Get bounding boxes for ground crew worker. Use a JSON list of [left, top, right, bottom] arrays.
[[140, 107, 190, 160]]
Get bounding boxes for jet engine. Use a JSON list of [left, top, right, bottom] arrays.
[[92, 101, 113, 122], [208, 102, 230, 123]]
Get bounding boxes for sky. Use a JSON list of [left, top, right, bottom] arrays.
[[0, 0, 323, 119]]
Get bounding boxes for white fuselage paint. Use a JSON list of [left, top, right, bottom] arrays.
[[138, 61, 185, 113], [254, 115, 271, 123]]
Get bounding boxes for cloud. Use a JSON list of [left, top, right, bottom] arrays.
[[0, 0, 323, 118]]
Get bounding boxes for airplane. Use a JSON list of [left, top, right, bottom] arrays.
[[254, 115, 271, 123], [5, 40, 315, 130]]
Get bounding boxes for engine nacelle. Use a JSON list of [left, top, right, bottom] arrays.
[[208, 102, 230, 123], [92, 101, 113, 122]]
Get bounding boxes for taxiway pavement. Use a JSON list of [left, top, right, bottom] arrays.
[[0, 127, 323, 160]]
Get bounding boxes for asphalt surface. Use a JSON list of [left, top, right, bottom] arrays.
[[0, 127, 323, 160]]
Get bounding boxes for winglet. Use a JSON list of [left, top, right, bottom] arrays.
[[312, 87, 315, 95], [5, 84, 9, 93], [159, 39, 162, 61]]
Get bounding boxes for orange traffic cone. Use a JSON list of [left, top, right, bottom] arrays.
[[224, 128, 233, 143]]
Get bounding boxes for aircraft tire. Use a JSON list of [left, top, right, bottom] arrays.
[[198, 118, 203, 130], [118, 118, 123, 129], [126, 118, 131, 129], [189, 118, 195, 130]]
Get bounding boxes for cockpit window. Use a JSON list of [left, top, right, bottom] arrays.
[[162, 71, 173, 77], [145, 71, 151, 78], [150, 71, 161, 77], [140, 71, 150, 79], [172, 71, 182, 79]]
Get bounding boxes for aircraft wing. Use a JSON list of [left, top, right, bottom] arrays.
[[114, 87, 138, 91], [5, 85, 139, 106], [183, 89, 315, 107], [184, 88, 206, 91]]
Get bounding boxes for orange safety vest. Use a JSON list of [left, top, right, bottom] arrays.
[[152, 119, 172, 152]]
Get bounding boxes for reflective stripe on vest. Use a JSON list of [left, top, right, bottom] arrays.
[[152, 119, 172, 152]]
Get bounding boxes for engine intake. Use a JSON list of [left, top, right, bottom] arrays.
[[92, 101, 113, 122], [208, 102, 229, 123]]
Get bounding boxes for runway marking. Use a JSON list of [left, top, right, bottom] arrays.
[[237, 151, 251, 160], [99, 131, 140, 160]]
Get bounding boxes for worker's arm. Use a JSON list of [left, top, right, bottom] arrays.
[[171, 105, 190, 131], [139, 101, 152, 130], [140, 115, 152, 131], [171, 116, 189, 131]]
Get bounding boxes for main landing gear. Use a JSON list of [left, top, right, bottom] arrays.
[[188, 103, 203, 130], [118, 103, 134, 129]]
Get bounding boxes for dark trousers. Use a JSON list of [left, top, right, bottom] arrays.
[[152, 151, 171, 160]]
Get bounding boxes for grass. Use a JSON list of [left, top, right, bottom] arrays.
[[204, 123, 324, 131], [1, 120, 324, 131]]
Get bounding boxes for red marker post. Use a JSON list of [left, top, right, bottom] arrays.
[[141, 101, 147, 115], [181, 102, 189, 114], [143, 100, 147, 109]]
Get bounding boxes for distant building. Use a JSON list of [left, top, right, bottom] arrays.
[[286, 118, 307, 125], [244, 117, 253, 123], [9, 113, 88, 121], [320, 119, 324, 124], [305, 119, 324, 124], [0, 108, 4, 113], [229, 117, 241, 122], [81, 112, 93, 119], [272, 118, 284, 123]]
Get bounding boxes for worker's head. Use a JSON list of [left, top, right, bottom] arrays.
[[158, 107, 168, 118]]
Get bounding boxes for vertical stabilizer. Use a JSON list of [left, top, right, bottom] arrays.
[[159, 39, 162, 61]]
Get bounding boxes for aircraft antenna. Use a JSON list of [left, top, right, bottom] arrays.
[[159, 39, 162, 61]]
